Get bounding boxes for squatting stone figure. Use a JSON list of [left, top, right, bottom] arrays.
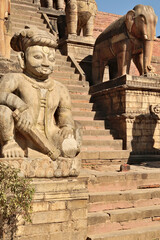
[[0, 27, 81, 176]]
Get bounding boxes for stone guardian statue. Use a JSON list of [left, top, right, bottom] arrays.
[[0, 26, 82, 177]]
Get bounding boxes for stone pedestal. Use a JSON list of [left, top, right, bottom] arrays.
[[58, 35, 95, 82], [58, 35, 95, 61], [16, 177, 88, 240], [90, 75, 160, 160], [0, 158, 88, 240]]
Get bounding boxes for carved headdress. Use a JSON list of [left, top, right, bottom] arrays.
[[11, 26, 57, 52]]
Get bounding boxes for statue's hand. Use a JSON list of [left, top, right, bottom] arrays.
[[14, 109, 34, 132], [59, 127, 74, 139]]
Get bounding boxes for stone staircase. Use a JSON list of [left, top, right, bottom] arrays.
[[53, 52, 129, 168], [82, 166, 160, 240]]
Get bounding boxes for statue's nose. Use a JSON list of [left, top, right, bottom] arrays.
[[42, 57, 50, 66]]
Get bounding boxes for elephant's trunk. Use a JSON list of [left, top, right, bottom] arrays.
[[143, 39, 154, 75]]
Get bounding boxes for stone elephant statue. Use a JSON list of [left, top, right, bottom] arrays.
[[65, 0, 97, 37], [92, 4, 158, 85]]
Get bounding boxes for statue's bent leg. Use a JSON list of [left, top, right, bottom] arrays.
[[0, 105, 24, 158]]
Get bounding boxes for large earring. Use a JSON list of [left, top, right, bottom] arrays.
[[18, 52, 25, 69]]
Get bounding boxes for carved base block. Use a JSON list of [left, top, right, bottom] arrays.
[[15, 177, 88, 240], [0, 155, 81, 178], [58, 35, 95, 61]]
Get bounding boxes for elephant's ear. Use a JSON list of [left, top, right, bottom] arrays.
[[125, 10, 135, 33]]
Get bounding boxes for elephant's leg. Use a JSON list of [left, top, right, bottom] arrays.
[[92, 49, 104, 85], [46, 0, 53, 8], [132, 53, 143, 75], [83, 16, 94, 37], [117, 50, 131, 76], [0, 105, 24, 158], [56, 0, 64, 10], [65, 0, 77, 35]]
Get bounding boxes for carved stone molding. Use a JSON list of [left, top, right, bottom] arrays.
[[150, 104, 160, 119]]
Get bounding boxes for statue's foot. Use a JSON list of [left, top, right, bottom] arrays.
[[2, 140, 24, 158]]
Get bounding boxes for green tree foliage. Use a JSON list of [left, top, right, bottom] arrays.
[[0, 162, 35, 239]]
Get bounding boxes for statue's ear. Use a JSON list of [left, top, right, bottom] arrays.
[[18, 52, 25, 69], [125, 10, 135, 33]]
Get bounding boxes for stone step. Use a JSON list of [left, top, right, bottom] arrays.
[[71, 94, 90, 101], [82, 139, 121, 147], [83, 129, 112, 136], [55, 54, 68, 61], [86, 168, 160, 193], [53, 72, 80, 80], [55, 60, 71, 67], [56, 79, 88, 88], [54, 66, 75, 73], [78, 119, 105, 128], [12, 22, 46, 30], [12, 0, 34, 5], [11, 8, 41, 18], [11, 2, 38, 11], [10, 16, 44, 26], [81, 150, 129, 162], [88, 188, 160, 212], [72, 102, 93, 110], [88, 205, 160, 235], [12, 26, 48, 36], [83, 135, 113, 141], [88, 224, 160, 240], [82, 139, 122, 150], [72, 110, 104, 120]]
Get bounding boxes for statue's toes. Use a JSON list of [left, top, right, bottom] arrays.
[[54, 169, 63, 178]]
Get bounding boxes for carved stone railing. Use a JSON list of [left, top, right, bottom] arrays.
[[68, 54, 86, 85]]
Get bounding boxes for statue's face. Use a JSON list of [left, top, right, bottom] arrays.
[[24, 45, 55, 80]]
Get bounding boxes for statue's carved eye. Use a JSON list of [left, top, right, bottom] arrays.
[[34, 55, 43, 59], [48, 57, 55, 62]]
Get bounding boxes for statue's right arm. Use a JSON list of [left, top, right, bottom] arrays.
[[0, 74, 28, 111]]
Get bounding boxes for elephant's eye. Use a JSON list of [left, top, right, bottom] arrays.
[[140, 15, 145, 23]]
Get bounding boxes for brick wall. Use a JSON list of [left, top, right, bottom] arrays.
[[94, 11, 160, 76]]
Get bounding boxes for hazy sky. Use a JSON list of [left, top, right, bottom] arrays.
[[96, 0, 160, 36]]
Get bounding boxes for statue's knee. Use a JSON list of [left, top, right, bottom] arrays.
[[0, 105, 13, 120]]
